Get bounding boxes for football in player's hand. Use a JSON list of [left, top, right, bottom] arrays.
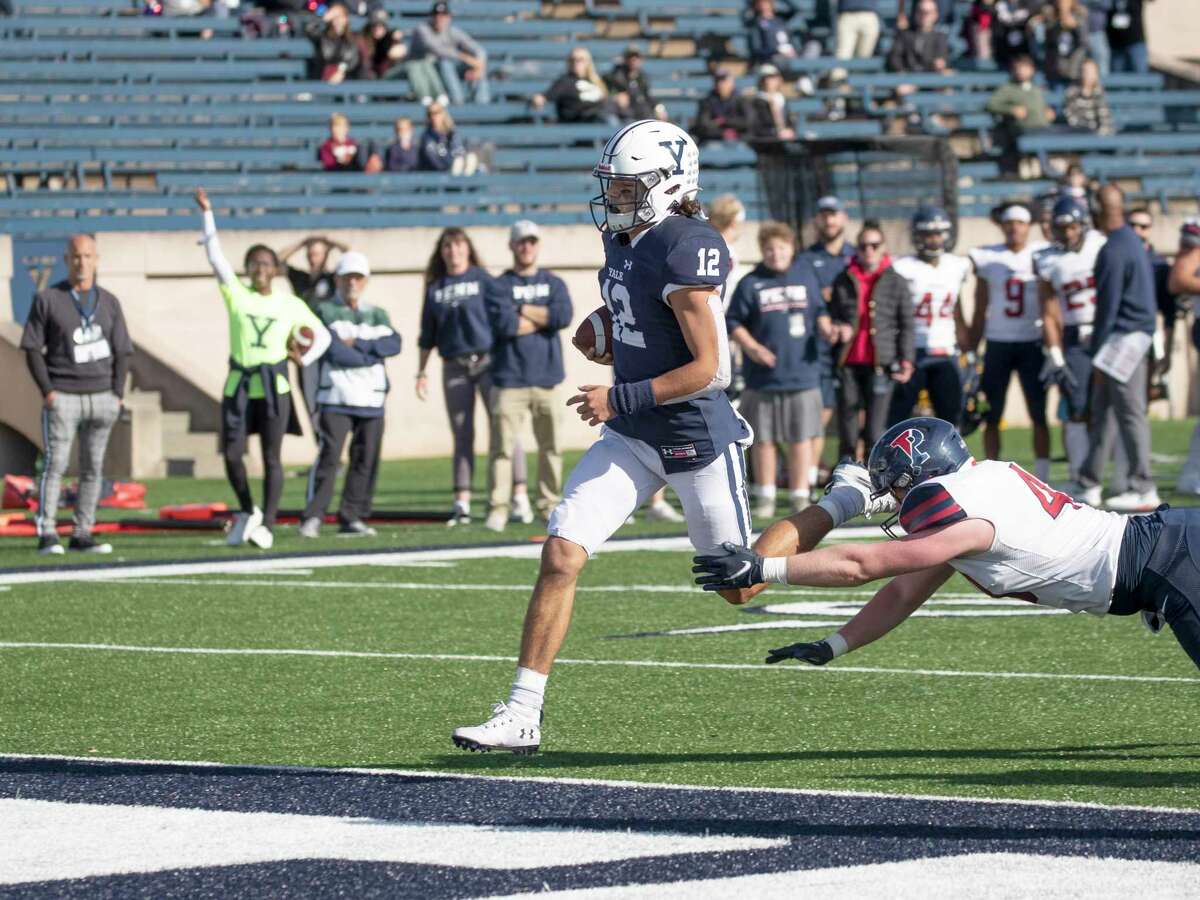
[[573, 306, 614, 363], [289, 324, 315, 353]]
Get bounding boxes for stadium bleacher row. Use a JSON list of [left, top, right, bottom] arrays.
[[1, 0, 1198, 236]]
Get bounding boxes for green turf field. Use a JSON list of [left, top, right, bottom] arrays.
[[3, 421, 1199, 812]]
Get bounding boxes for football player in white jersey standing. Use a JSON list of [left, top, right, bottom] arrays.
[[888, 206, 972, 427], [693, 417, 1200, 673], [967, 201, 1051, 482], [1034, 196, 1106, 485]]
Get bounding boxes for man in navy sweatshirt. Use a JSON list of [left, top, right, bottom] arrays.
[[483, 221, 574, 532], [1073, 184, 1159, 511]]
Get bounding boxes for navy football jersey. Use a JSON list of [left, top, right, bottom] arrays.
[[597, 215, 749, 471]]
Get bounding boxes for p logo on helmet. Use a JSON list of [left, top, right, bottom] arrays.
[[889, 428, 931, 466]]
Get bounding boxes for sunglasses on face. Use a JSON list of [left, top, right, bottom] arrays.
[[1130, 221, 1152, 230], [858, 240, 883, 250]]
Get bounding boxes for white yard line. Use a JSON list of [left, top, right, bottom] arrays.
[[3, 751, 1197, 815], [0, 640, 1194, 685]]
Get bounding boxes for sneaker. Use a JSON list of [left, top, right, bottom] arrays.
[[37, 535, 64, 556], [298, 516, 322, 539], [484, 510, 508, 533], [452, 702, 541, 754], [1105, 488, 1161, 512], [826, 459, 897, 519], [338, 520, 377, 538], [67, 535, 112, 554], [1060, 481, 1102, 507], [247, 524, 274, 550], [227, 506, 262, 546], [510, 496, 535, 525], [645, 500, 684, 523], [446, 502, 471, 527]]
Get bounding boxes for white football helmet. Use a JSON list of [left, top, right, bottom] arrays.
[[590, 119, 701, 234]]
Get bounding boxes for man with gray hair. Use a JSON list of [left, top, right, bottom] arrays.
[[483, 220, 574, 532], [20, 234, 132, 555], [299, 251, 401, 539]]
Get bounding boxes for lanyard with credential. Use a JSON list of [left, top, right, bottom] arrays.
[[70, 286, 99, 332]]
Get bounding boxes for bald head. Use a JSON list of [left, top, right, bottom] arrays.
[[1097, 184, 1126, 233], [64, 234, 98, 290]]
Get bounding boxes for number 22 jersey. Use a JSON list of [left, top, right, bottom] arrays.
[[898, 460, 1127, 614], [598, 215, 750, 471]]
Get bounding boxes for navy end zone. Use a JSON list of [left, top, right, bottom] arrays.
[[1, 755, 1198, 898]]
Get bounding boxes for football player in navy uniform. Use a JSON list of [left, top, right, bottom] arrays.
[[692, 417, 1200, 674], [452, 120, 756, 754], [887, 206, 972, 427]]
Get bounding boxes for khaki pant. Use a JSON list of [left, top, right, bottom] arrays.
[[488, 386, 562, 519], [833, 10, 880, 79]]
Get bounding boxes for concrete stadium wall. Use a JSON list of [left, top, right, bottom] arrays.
[[3, 216, 1196, 466]]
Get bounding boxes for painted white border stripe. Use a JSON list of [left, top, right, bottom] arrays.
[[0, 529, 880, 586], [0, 641, 1195, 684], [3, 751, 1197, 815]]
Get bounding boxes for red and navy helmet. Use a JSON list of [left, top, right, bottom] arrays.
[[868, 416, 970, 498], [911, 205, 953, 260], [1050, 195, 1089, 250]]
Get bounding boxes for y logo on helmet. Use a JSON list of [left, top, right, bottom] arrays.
[[889, 428, 930, 465], [658, 139, 686, 176]]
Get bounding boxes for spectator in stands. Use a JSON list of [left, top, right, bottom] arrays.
[[408, 1, 490, 105], [691, 69, 753, 144], [420, 102, 476, 175], [193, 188, 331, 551], [531, 47, 617, 125], [305, 3, 363, 84], [483, 220, 573, 532], [835, 0, 884, 69], [417, 228, 525, 525], [1041, 0, 1090, 87], [1168, 219, 1200, 495], [318, 113, 371, 172], [383, 117, 421, 172], [279, 235, 347, 308], [747, 0, 802, 68], [748, 65, 798, 141], [991, 0, 1038, 67], [1063, 58, 1115, 134], [966, 0, 996, 60], [897, 0, 958, 29], [1107, 0, 1151, 73], [1074, 183, 1159, 509], [886, 0, 950, 85], [1085, 0, 1112, 74], [828, 221, 914, 460], [605, 45, 667, 122], [20, 235, 133, 557], [986, 54, 1055, 172], [358, 9, 408, 80], [298, 251, 401, 540], [727, 221, 834, 516]]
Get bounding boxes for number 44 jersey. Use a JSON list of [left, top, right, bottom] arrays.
[[891, 254, 971, 354], [897, 460, 1127, 614], [968, 240, 1050, 343], [598, 215, 750, 471]]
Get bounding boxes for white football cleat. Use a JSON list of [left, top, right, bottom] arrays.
[[1060, 481, 1102, 507], [227, 506, 263, 546], [484, 510, 507, 533], [247, 524, 274, 550], [452, 702, 541, 754], [827, 460, 896, 519], [645, 499, 684, 523], [298, 517, 321, 539], [510, 495, 535, 524], [1104, 488, 1161, 512]]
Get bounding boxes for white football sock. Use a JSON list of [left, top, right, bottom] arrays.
[[809, 465, 820, 485], [753, 484, 777, 501], [1034, 457, 1050, 483], [1064, 422, 1090, 481], [508, 666, 546, 717]]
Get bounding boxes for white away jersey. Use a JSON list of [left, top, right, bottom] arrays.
[[898, 460, 1126, 614], [1033, 230, 1106, 328], [892, 254, 971, 353], [968, 241, 1049, 343]]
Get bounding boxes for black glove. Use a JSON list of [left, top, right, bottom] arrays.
[[692, 541, 764, 591], [765, 640, 835, 666]]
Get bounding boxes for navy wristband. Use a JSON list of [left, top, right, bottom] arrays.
[[608, 379, 656, 417]]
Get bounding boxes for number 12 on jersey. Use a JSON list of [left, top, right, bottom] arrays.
[[601, 278, 647, 349], [696, 247, 720, 277]]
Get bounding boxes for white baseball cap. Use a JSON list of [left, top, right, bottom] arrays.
[[510, 220, 540, 243], [335, 251, 371, 277], [999, 204, 1033, 223]]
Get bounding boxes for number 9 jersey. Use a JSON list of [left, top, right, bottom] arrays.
[[598, 215, 749, 467], [968, 240, 1049, 343], [898, 460, 1127, 613]]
